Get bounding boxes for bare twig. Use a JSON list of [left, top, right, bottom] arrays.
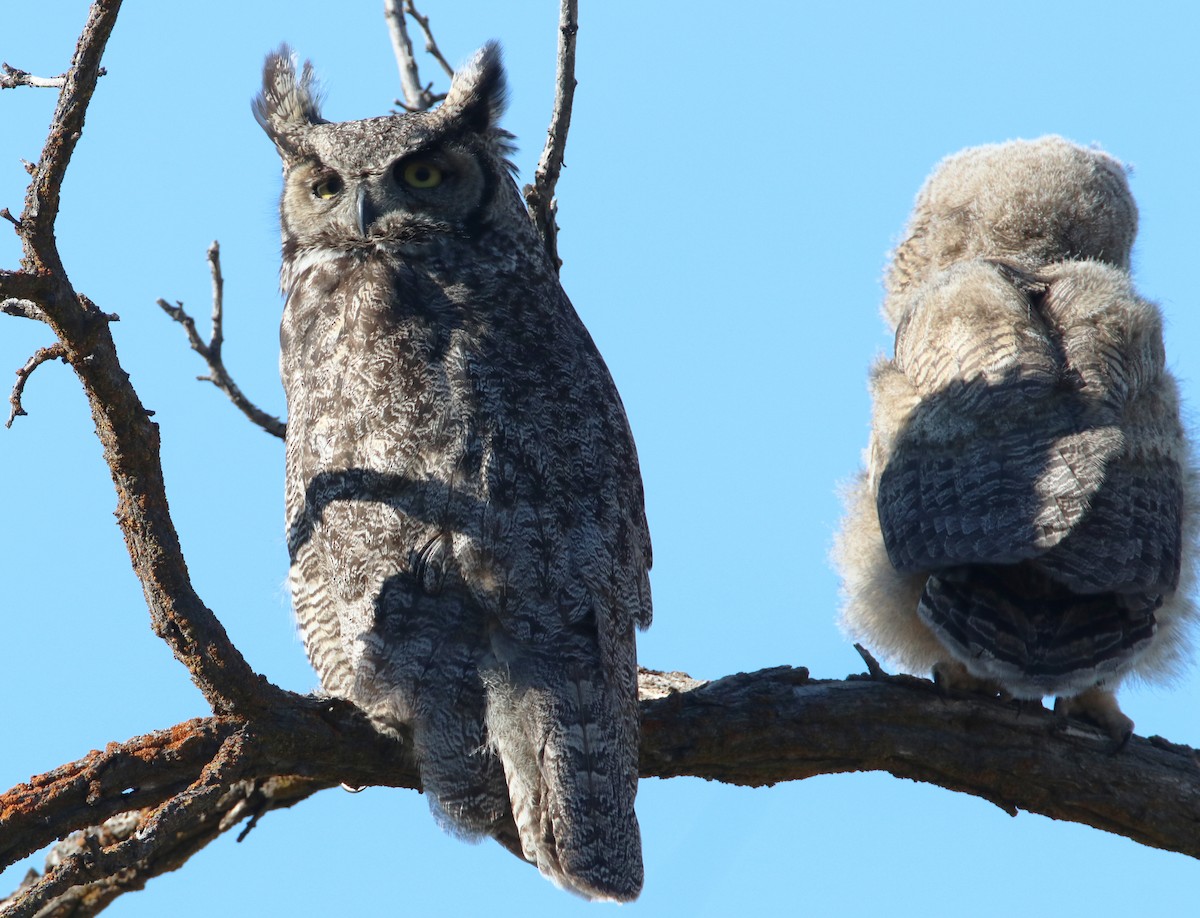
[[523, 0, 579, 272], [404, 2, 455, 79], [384, 0, 439, 112], [6, 342, 67, 427], [852, 642, 887, 679], [0, 299, 46, 322], [205, 240, 224, 357], [0, 62, 94, 90], [157, 242, 286, 439]]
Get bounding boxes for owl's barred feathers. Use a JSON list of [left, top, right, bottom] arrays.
[[835, 136, 1198, 739], [260, 44, 650, 900]]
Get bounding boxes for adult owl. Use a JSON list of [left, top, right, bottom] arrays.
[[835, 136, 1197, 741], [254, 43, 652, 900]]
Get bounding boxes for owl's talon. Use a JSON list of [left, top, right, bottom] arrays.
[[931, 659, 1004, 700], [1054, 688, 1134, 747]]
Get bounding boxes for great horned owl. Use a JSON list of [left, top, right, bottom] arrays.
[[254, 43, 651, 901], [835, 136, 1197, 741]]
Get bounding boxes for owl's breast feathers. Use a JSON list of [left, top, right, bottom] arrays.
[[282, 250, 652, 635]]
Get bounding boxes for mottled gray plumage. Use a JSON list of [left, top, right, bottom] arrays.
[[834, 136, 1197, 739], [256, 43, 651, 900]]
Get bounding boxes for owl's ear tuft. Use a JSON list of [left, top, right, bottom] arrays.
[[441, 41, 508, 135], [253, 45, 326, 157]]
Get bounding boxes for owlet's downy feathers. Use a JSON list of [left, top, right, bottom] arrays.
[[255, 43, 652, 900], [835, 136, 1198, 741]]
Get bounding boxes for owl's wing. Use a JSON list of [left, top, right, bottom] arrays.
[[1032, 261, 1184, 595], [457, 313, 650, 902], [876, 260, 1181, 594]]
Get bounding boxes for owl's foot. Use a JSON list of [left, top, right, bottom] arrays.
[[1054, 687, 1134, 748], [931, 659, 1009, 700]]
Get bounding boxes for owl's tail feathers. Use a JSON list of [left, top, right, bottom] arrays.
[[369, 691, 534, 863], [484, 663, 644, 902], [918, 562, 1159, 700]]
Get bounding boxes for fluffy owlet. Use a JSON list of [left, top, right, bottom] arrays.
[[255, 43, 652, 900], [834, 136, 1197, 740]]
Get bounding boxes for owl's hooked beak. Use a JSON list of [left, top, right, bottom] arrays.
[[354, 184, 377, 237]]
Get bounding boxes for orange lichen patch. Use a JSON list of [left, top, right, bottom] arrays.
[[0, 718, 237, 843]]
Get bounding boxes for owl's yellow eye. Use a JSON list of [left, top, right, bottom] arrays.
[[313, 176, 343, 199], [400, 161, 443, 189]]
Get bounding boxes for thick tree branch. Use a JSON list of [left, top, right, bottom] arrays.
[[2, 0, 275, 717], [523, 0, 578, 271], [5, 667, 1197, 915], [638, 667, 1200, 857], [157, 242, 286, 439], [18, 7, 114, 277], [0, 696, 413, 877]]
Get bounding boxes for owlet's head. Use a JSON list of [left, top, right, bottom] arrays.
[[253, 42, 516, 252], [886, 136, 1138, 304]]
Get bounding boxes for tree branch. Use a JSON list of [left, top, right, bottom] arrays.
[[0, 270, 50, 322], [403, 2, 455, 80], [5, 666, 1197, 915], [6, 342, 68, 427], [523, 0, 578, 271], [157, 242, 286, 440], [1, 0, 276, 717], [18, 6, 115, 275], [384, 0, 442, 112], [0, 63, 97, 91], [638, 667, 1200, 856]]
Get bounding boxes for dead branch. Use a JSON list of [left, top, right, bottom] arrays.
[[2, 0, 274, 717], [1, 300, 47, 322], [5, 666, 1198, 915], [403, 2, 455, 80], [6, 342, 67, 427], [638, 667, 1200, 857], [0, 63, 96, 91], [523, 0, 578, 271], [157, 241, 286, 440], [1, 271, 50, 321], [384, 0, 441, 111], [852, 641, 887, 679]]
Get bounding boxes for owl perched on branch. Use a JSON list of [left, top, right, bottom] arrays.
[[835, 136, 1197, 741], [255, 43, 651, 900]]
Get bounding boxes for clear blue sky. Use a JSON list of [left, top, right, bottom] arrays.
[[3, 2, 1198, 915]]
